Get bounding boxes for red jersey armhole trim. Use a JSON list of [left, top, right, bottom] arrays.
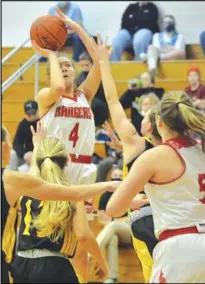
[[149, 143, 186, 185]]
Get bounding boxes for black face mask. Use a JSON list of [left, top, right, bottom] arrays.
[[111, 178, 123, 181]]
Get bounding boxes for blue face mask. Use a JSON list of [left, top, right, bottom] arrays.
[[164, 23, 175, 32]]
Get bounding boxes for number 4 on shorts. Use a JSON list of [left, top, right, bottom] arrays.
[[69, 123, 80, 148]]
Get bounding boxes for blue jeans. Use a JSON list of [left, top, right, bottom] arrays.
[[200, 31, 205, 56], [65, 33, 85, 62], [110, 28, 153, 61], [39, 33, 85, 62]]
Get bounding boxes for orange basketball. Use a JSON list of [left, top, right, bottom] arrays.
[[30, 15, 67, 51]]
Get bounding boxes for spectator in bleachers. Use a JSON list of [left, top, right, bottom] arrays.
[[146, 14, 186, 77], [8, 100, 38, 172], [76, 52, 109, 126], [96, 165, 132, 283], [185, 67, 205, 111], [48, 1, 85, 61], [200, 31, 205, 56], [110, 1, 160, 62], [120, 72, 164, 134]]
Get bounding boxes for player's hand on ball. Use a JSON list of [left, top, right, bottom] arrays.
[[55, 7, 79, 32], [31, 40, 56, 57]]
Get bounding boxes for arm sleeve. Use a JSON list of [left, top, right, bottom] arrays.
[[13, 122, 26, 158]]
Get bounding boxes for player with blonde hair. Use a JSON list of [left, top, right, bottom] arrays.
[[1, 124, 120, 282], [31, 9, 108, 280], [107, 91, 205, 283]]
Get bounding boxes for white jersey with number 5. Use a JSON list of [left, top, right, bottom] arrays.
[[145, 137, 205, 283], [41, 90, 95, 156], [145, 136, 205, 239]]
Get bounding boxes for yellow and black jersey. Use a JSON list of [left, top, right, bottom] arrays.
[[122, 138, 155, 283], [1, 168, 18, 265], [18, 196, 78, 258]]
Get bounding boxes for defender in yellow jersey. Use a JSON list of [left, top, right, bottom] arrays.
[[2, 124, 120, 283], [95, 38, 162, 282], [11, 137, 108, 283]]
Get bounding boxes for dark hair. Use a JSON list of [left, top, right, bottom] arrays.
[[79, 51, 93, 63], [148, 106, 161, 140]]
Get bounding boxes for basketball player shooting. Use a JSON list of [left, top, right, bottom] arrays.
[[31, 8, 108, 282]]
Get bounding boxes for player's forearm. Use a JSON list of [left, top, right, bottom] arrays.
[[79, 235, 105, 266], [48, 52, 65, 94], [99, 59, 118, 104], [74, 25, 97, 63], [27, 180, 118, 202]]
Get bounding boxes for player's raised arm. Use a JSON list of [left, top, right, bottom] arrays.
[[31, 41, 65, 117], [96, 35, 144, 148], [55, 7, 101, 104]]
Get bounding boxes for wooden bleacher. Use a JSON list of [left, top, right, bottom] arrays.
[[2, 45, 205, 282]]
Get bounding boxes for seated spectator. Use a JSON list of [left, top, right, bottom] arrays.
[[110, 1, 160, 62], [200, 31, 205, 56], [147, 15, 186, 77], [120, 72, 164, 133], [8, 100, 39, 172], [76, 52, 109, 127], [185, 67, 205, 111], [96, 165, 132, 283], [48, 1, 85, 61]]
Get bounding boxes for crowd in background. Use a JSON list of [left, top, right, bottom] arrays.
[[6, 2, 205, 283]]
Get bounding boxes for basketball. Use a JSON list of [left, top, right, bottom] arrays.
[[30, 15, 67, 51]]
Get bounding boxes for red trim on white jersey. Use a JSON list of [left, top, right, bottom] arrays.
[[164, 135, 192, 149], [40, 89, 86, 119], [149, 136, 189, 185]]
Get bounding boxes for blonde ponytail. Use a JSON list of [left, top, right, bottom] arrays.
[[32, 137, 76, 243], [159, 91, 205, 151]]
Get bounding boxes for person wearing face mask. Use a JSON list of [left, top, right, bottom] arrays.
[[146, 14, 186, 77], [8, 100, 39, 172], [185, 67, 205, 112], [48, 1, 85, 62], [110, 1, 160, 62], [76, 51, 109, 127], [120, 72, 164, 134]]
